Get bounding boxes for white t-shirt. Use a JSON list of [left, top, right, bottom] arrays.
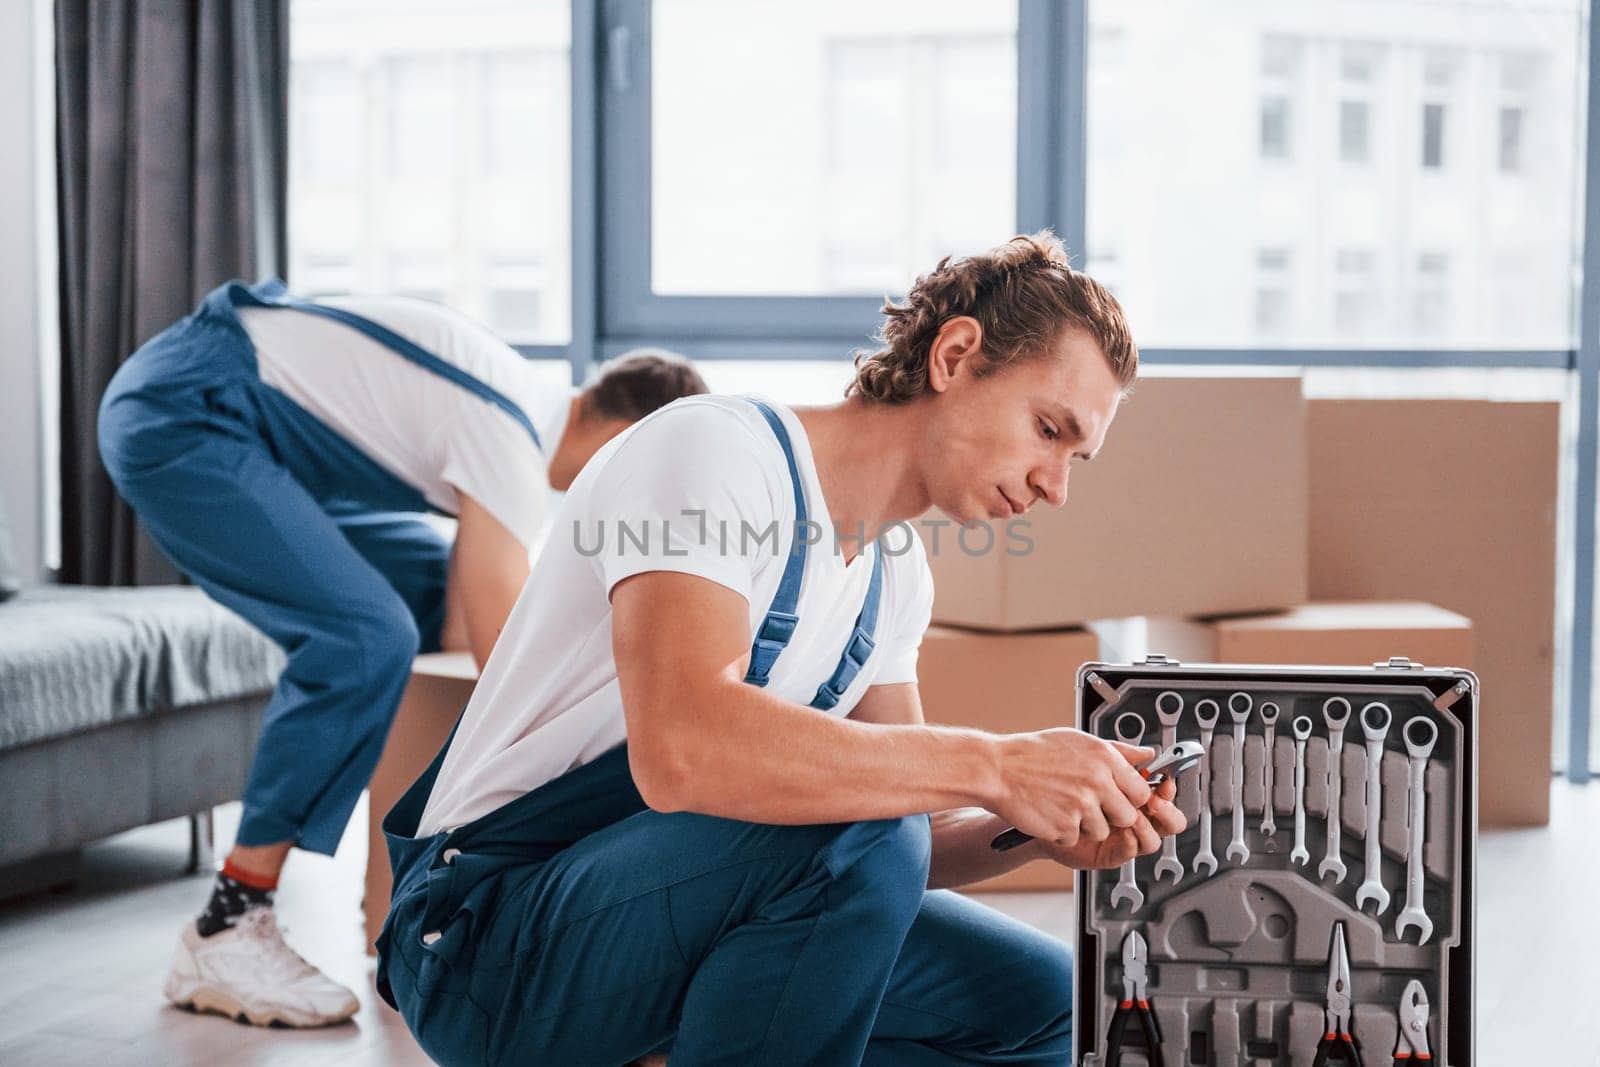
[[237, 295, 572, 547], [415, 395, 936, 835]]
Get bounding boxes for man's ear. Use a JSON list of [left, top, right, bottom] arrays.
[[926, 316, 984, 394]]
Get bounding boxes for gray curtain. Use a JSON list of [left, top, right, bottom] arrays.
[[56, 0, 288, 586]]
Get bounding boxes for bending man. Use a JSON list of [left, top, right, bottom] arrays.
[[98, 279, 707, 1027]]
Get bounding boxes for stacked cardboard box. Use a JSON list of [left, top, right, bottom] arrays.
[[1306, 398, 1560, 827], [1139, 602, 1474, 671]]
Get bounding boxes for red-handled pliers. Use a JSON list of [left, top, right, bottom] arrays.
[[1105, 930, 1164, 1066], [1313, 922, 1363, 1066]]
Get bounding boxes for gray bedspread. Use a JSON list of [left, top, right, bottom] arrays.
[[0, 586, 284, 749]]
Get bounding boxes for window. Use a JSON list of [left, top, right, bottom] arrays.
[[1258, 35, 1302, 163], [1339, 43, 1380, 83], [1412, 252, 1450, 334], [1261, 97, 1292, 160], [1337, 43, 1380, 165], [1261, 35, 1303, 79], [649, 0, 1017, 297], [1333, 248, 1379, 335], [1340, 100, 1370, 164], [1421, 102, 1447, 169], [1496, 52, 1538, 177], [1254, 247, 1293, 335], [1419, 48, 1460, 172], [1422, 49, 1460, 89], [1086, 1, 1584, 349], [1499, 107, 1524, 173], [288, 0, 572, 345]]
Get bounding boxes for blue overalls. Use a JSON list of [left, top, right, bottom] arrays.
[[97, 279, 542, 855], [374, 401, 1075, 1066]]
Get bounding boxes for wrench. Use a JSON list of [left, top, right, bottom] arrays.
[[1109, 710, 1148, 912], [1319, 696, 1351, 885], [1259, 701, 1280, 838], [1395, 715, 1439, 945], [1355, 702, 1393, 916], [1153, 690, 1185, 885], [1191, 698, 1220, 877], [1290, 715, 1312, 866], [1225, 692, 1252, 864]]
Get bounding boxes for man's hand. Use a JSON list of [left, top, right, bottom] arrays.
[[1033, 777, 1186, 871], [989, 728, 1157, 848]]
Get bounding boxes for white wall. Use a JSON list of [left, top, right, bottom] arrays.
[[0, 0, 53, 582]]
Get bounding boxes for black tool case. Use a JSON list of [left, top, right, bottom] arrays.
[[1073, 656, 1476, 1066]]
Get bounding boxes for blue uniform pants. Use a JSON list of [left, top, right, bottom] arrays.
[[378, 742, 1074, 1066], [98, 288, 449, 854]]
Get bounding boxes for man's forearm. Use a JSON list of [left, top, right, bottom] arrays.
[[926, 807, 1054, 890], [643, 681, 1006, 825]]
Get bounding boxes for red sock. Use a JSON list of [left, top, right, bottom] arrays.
[[221, 858, 280, 892]]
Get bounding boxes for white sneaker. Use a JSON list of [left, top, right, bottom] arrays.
[[162, 906, 360, 1028]]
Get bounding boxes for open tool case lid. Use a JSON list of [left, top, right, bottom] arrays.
[[1073, 656, 1477, 1067]]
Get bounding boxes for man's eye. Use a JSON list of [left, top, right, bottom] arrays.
[[1038, 419, 1059, 441]]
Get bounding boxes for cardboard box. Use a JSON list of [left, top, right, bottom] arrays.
[[917, 625, 1102, 891], [1308, 398, 1559, 827], [921, 374, 1308, 631], [364, 652, 478, 955], [1139, 601, 1474, 670]]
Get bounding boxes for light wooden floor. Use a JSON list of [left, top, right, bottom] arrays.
[[1, 783, 1595, 1066]]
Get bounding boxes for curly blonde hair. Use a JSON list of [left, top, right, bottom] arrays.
[[847, 231, 1137, 404]]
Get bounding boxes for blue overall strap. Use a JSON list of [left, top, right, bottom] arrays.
[[809, 543, 883, 711], [743, 399, 808, 688], [227, 279, 542, 453]]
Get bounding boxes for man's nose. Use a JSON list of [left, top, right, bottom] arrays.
[[1030, 463, 1070, 508]]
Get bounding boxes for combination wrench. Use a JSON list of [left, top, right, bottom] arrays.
[[1191, 698, 1220, 877], [1318, 696, 1351, 885], [1355, 702, 1393, 916], [1290, 715, 1313, 866], [1259, 701, 1280, 839], [1225, 692, 1252, 865], [1395, 715, 1439, 945], [1109, 710, 1149, 912], [1153, 690, 1186, 885]]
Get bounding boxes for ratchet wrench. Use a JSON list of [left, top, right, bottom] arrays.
[[1290, 715, 1313, 866], [1225, 692, 1252, 865], [1109, 710, 1149, 912], [1319, 696, 1352, 885], [1191, 698, 1220, 877], [1395, 716, 1439, 945], [1259, 701, 1280, 839], [1355, 702, 1393, 917], [1153, 690, 1186, 885]]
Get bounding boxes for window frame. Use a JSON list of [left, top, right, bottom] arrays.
[[567, 0, 1600, 777], [592, 0, 1073, 353]]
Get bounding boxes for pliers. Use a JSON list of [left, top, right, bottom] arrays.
[[1393, 980, 1431, 1063], [1105, 930, 1164, 1066], [1314, 922, 1363, 1066]]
